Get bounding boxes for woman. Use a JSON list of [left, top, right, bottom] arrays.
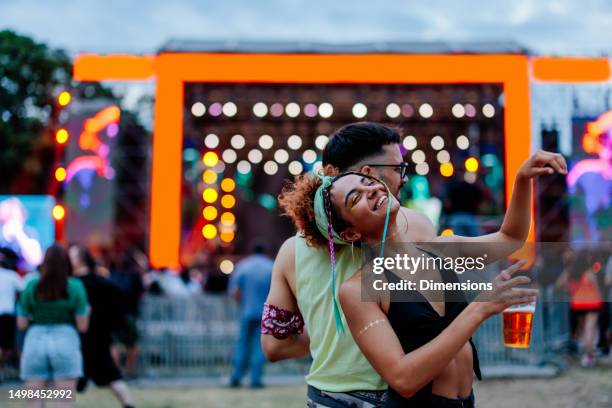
[[278, 150, 566, 407], [17, 244, 89, 408]]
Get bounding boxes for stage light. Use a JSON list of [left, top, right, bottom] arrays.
[[419, 103, 433, 118], [436, 150, 450, 163], [202, 224, 217, 239], [274, 149, 289, 164], [219, 259, 234, 274], [203, 206, 218, 221], [253, 102, 268, 117], [352, 103, 367, 119], [248, 149, 263, 164], [287, 135, 302, 150], [386, 103, 400, 118], [183, 148, 199, 162], [56, 129, 69, 144], [401, 104, 414, 117], [202, 151, 219, 167], [202, 170, 218, 184], [285, 102, 300, 118], [58, 91, 71, 107], [204, 133, 219, 148], [312, 161, 323, 174], [318, 103, 333, 118], [456, 135, 469, 150], [304, 103, 318, 117], [259, 134, 274, 150], [230, 134, 246, 149], [440, 162, 454, 177], [465, 157, 479, 172], [220, 231, 235, 244], [441, 228, 454, 236], [52, 204, 65, 220], [221, 178, 236, 192], [430, 135, 444, 150], [451, 103, 465, 118], [464, 172, 477, 183], [221, 194, 236, 209], [415, 162, 429, 175], [222, 102, 237, 117], [263, 161, 278, 175], [237, 160, 251, 174], [208, 102, 222, 117], [220, 212, 235, 226], [302, 149, 317, 164], [222, 149, 237, 163], [191, 102, 206, 117], [288, 161, 303, 175], [464, 104, 476, 118], [270, 103, 284, 117], [258, 193, 277, 210], [482, 103, 495, 118], [55, 167, 66, 182], [315, 135, 329, 150], [403, 135, 417, 150], [411, 150, 426, 164], [213, 161, 225, 173], [203, 188, 218, 203]]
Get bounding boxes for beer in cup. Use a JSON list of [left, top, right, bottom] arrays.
[[502, 302, 535, 348]]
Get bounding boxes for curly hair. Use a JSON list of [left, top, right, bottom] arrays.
[[278, 166, 351, 247]]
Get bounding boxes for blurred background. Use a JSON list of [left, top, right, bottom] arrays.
[[0, 1, 610, 407]]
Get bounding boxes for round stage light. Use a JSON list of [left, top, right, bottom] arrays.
[[220, 259, 234, 274], [202, 151, 219, 167], [220, 231, 235, 244], [208, 102, 222, 117], [401, 104, 414, 117], [203, 206, 218, 221], [302, 149, 317, 164], [441, 228, 454, 236], [411, 150, 426, 164], [202, 224, 217, 239], [213, 161, 225, 173], [270, 103, 284, 117], [203, 188, 218, 203], [315, 135, 329, 150], [230, 134, 246, 149], [55, 167, 66, 182], [221, 194, 236, 209], [248, 149, 263, 164], [456, 135, 469, 150], [52, 204, 65, 220], [415, 162, 429, 175], [191, 102, 206, 117], [253, 102, 268, 118], [451, 103, 465, 118], [58, 91, 71, 107], [464, 104, 476, 118], [56, 129, 69, 144], [202, 170, 218, 184], [352, 103, 367, 119], [436, 150, 450, 163], [440, 162, 454, 177], [259, 134, 274, 150], [482, 103, 495, 118], [222, 149, 237, 163], [386, 103, 401, 118], [221, 178, 236, 192], [263, 161, 278, 175], [465, 157, 479, 172], [312, 161, 323, 174], [204, 133, 219, 148], [237, 160, 251, 174], [318, 103, 333, 118], [274, 149, 289, 164], [464, 172, 477, 183], [304, 103, 318, 117], [285, 102, 300, 118], [288, 161, 303, 175], [287, 135, 302, 150], [223, 102, 237, 117], [220, 212, 236, 226], [403, 135, 417, 150], [430, 135, 444, 150], [419, 103, 433, 118]]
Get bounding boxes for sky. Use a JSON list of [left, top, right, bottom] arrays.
[[2, 0, 612, 56]]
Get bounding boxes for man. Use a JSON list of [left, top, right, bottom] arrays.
[[229, 241, 274, 388], [262, 123, 436, 407]]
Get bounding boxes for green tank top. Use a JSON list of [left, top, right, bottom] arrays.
[[294, 234, 386, 392]]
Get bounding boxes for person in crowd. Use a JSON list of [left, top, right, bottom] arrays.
[[229, 242, 273, 388], [0, 248, 23, 369], [17, 244, 89, 408], [179, 266, 203, 295], [204, 257, 229, 294], [69, 245, 135, 408]]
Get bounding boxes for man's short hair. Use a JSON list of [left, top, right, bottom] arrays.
[[322, 122, 401, 171]]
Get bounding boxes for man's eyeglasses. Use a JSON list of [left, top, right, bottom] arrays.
[[367, 163, 410, 179]]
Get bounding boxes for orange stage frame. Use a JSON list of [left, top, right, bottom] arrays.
[[73, 53, 611, 268]]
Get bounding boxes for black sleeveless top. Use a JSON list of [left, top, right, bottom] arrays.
[[382, 255, 482, 407]]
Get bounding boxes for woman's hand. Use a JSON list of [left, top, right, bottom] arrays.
[[517, 150, 568, 181], [475, 260, 539, 319]]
